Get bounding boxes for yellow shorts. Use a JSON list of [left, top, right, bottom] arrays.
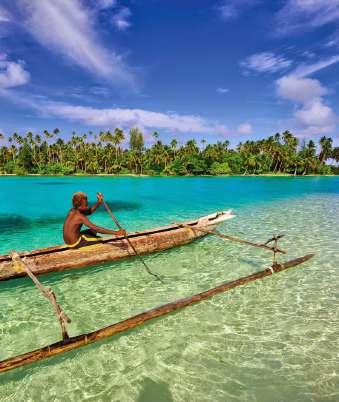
[[67, 234, 103, 249]]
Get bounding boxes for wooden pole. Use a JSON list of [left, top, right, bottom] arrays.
[[0, 253, 314, 374], [102, 200, 163, 283], [179, 224, 286, 254], [10, 252, 71, 340]]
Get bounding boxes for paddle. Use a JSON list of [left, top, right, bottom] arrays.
[[102, 199, 163, 283]]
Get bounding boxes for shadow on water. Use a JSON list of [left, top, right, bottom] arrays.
[[37, 182, 73, 186], [0, 201, 141, 234], [238, 257, 266, 269], [97, 200, 141, 212], [137, 378, 173, 402], [0, 215, 64, 234]]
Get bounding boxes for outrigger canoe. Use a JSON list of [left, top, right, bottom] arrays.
[[0, 208, 316, 374], [0, 210, 234, 282]]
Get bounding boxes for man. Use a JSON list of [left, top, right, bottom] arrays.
[[63, 192, 126, 249]]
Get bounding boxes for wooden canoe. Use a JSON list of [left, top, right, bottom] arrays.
[[0, 210, 235, 282]]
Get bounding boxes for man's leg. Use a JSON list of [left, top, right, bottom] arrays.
[[80, 229, 101, 238]]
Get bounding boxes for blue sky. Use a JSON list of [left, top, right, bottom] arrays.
[[0, 0, 339, 146]]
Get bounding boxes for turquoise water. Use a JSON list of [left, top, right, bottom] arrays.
[[0, 176, 338, 401]]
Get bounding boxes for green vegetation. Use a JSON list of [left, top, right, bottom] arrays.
[[0, 129, 338, 176]]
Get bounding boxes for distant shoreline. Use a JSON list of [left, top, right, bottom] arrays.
[[0, 173, 337, 177]]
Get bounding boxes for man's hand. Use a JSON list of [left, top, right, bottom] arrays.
[[97, 192, 103, 204], [116, 228, 126, 237]]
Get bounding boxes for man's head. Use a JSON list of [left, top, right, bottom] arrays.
[[72, 192, 88, 209]]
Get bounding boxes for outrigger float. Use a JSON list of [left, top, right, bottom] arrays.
[[0, 210, 314, 374]]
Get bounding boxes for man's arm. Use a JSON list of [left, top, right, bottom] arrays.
[[79, 214, 126, 236], [89, 192, 103, 214], [82, 193, 103, 215]]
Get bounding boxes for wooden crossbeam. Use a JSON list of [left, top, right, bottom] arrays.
[[180, 224, 286, 254], [10, 252, 71, 340]]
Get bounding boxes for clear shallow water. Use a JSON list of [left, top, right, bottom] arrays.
[[0, 176, 338, 401]]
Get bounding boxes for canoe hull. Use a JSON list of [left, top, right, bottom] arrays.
[[0, 210, 234, 282]]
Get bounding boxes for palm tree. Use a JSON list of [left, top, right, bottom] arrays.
[[99, 131, 115, 172], [185, 139, 199, 156], [282, 130, 298, 152], [43, 130, 55, 164], [332, 147, 339, 163], [300, 140, 317, 174], [56, 138, 65, 163], [306, 140, 316, 157], [222, 140, 230, 150], [274, 132, 281, 143], [129, 128, 144, 152], [318, 136, 333, 164], [243, 154, 257, 175], [113, 128, 125, 162], [13, 132, 23, 146], [170, 139, 178, 158], [129, 128, 144, 173], [264, 136, 276, 170]]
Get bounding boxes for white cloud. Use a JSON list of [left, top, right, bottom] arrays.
[[295, 99, 335, 128], [17, 0, 133, 85], [276, 75, 327, 103], [218, 0, 259, 20], [240, 52, 292, 74], [276, 56, 339, 134], [112, 7, 131, 31], [237, 122, 252, 134], [276, 74, 336, 135], [292, 55, 339, 77], [216, 87, 229, 94], [0, 57, 30, 89], [295, 125, 336, 137], [326, 30, 339, 48], [302, 50, 316, 59], [0, 6, 11, 22], [91, 1, 131, 31], [40, 102, 229, 135], [276, 55, 339, 135], [89, 86, 111, 97], [276, 0, 339, 35], [95, 0, 117, 10]]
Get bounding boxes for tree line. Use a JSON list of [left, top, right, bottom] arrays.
[[0, 128, 338, 176]]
